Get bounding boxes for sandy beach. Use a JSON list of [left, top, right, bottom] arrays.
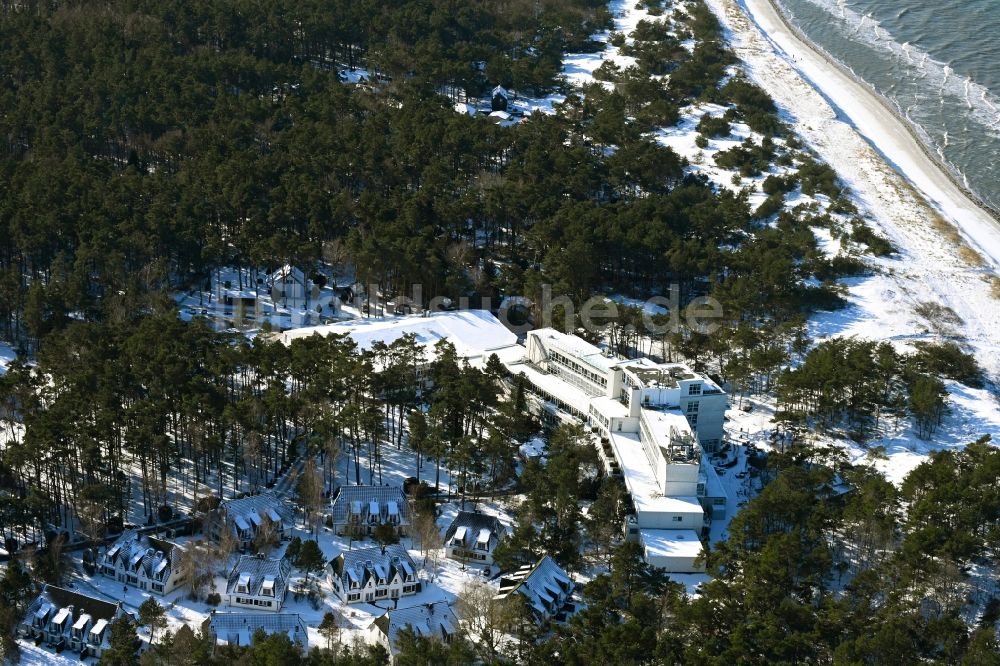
[[704, 0, 1000, 362], [718, 0, 1000, 269], [688, 0, 1000, 479]]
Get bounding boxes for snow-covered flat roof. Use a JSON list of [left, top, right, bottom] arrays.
[[531, 328, 618, 373], [609, 432, 704, 518], [641, 409, 695, 444], [280, 310, 519, 363], [640, 529, 704, 560], [590, 395, 629, 420], [508, 361, 592, 415]]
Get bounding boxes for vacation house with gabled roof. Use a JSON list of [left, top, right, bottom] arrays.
[[226, 555, 292, 612], [443, 511, 506, 565], [205, 612, 308, 652], [18, 585, 127, 659], [368, 601, 457, 661], [216, 493, 292, 551], [329, 485, 410, 538], [100, 529, 187, 595], [495, 556, 575, 623], [327, 543, 418, 605]]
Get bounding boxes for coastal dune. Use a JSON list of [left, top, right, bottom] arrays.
[[712, 0, 1000, 269], [704, 0, 1000, 381]]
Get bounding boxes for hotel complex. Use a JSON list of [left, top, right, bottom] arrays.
[[283, 309, 727, 571], [507, 327, 728, 572]]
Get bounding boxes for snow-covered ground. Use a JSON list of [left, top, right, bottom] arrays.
[[0, 341, 16, 374], [175, 266, 351, 335], [545, 0, 1000, 483], [695, 0, 1000, 479], [17, 489, 518, 664]]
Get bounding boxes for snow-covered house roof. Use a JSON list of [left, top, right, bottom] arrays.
[[207, 612, 308, 650], [21, 585, 123, 642], [443, 511, 505, 552], [279, 310, 522, 367], [329, 543, 415, 590], [102, 529, 184, 580], [369, 601, 457, 654], [270, 265, 307, 286], [495, 556, 574, 620], [492, 85, 509, 100], [226, 556, 291, 600], [639, 529, 703, 561], [330, 486, 410, 526], [220, 493, 291, 533]]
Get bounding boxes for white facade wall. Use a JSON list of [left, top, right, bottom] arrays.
[[636, 504, 704, 530], [679, 390, 727, 449], [644, 551, 702, 572], [329, 568, 417, 605], [662, 462, 700, 496], [227, 593, 283, 612]]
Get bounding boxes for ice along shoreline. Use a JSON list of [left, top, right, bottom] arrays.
[[725, 0, 1000, 269]]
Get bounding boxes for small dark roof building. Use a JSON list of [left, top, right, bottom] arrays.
[[443, 511, 506, 564], [491, 85, 510, 112]]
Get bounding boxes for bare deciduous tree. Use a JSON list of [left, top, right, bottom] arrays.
[[178, 539, 217, 600], [414, 512, 443, 574], [456, 580, 518, 662], [253, 516, 280, 557], [215, 517, 240, 571]]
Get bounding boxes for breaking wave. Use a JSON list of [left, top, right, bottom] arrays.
[[775, 0, 1000, 212]]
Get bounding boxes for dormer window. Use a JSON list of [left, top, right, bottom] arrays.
[[236, 572, 251, 594], [261, 577, 275, 597]]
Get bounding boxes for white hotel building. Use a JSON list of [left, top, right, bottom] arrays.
[[507, 328, 729, 572], [277, 310, 727, 571]]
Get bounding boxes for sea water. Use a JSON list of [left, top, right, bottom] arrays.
[[774, 0, 1000, 213]]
